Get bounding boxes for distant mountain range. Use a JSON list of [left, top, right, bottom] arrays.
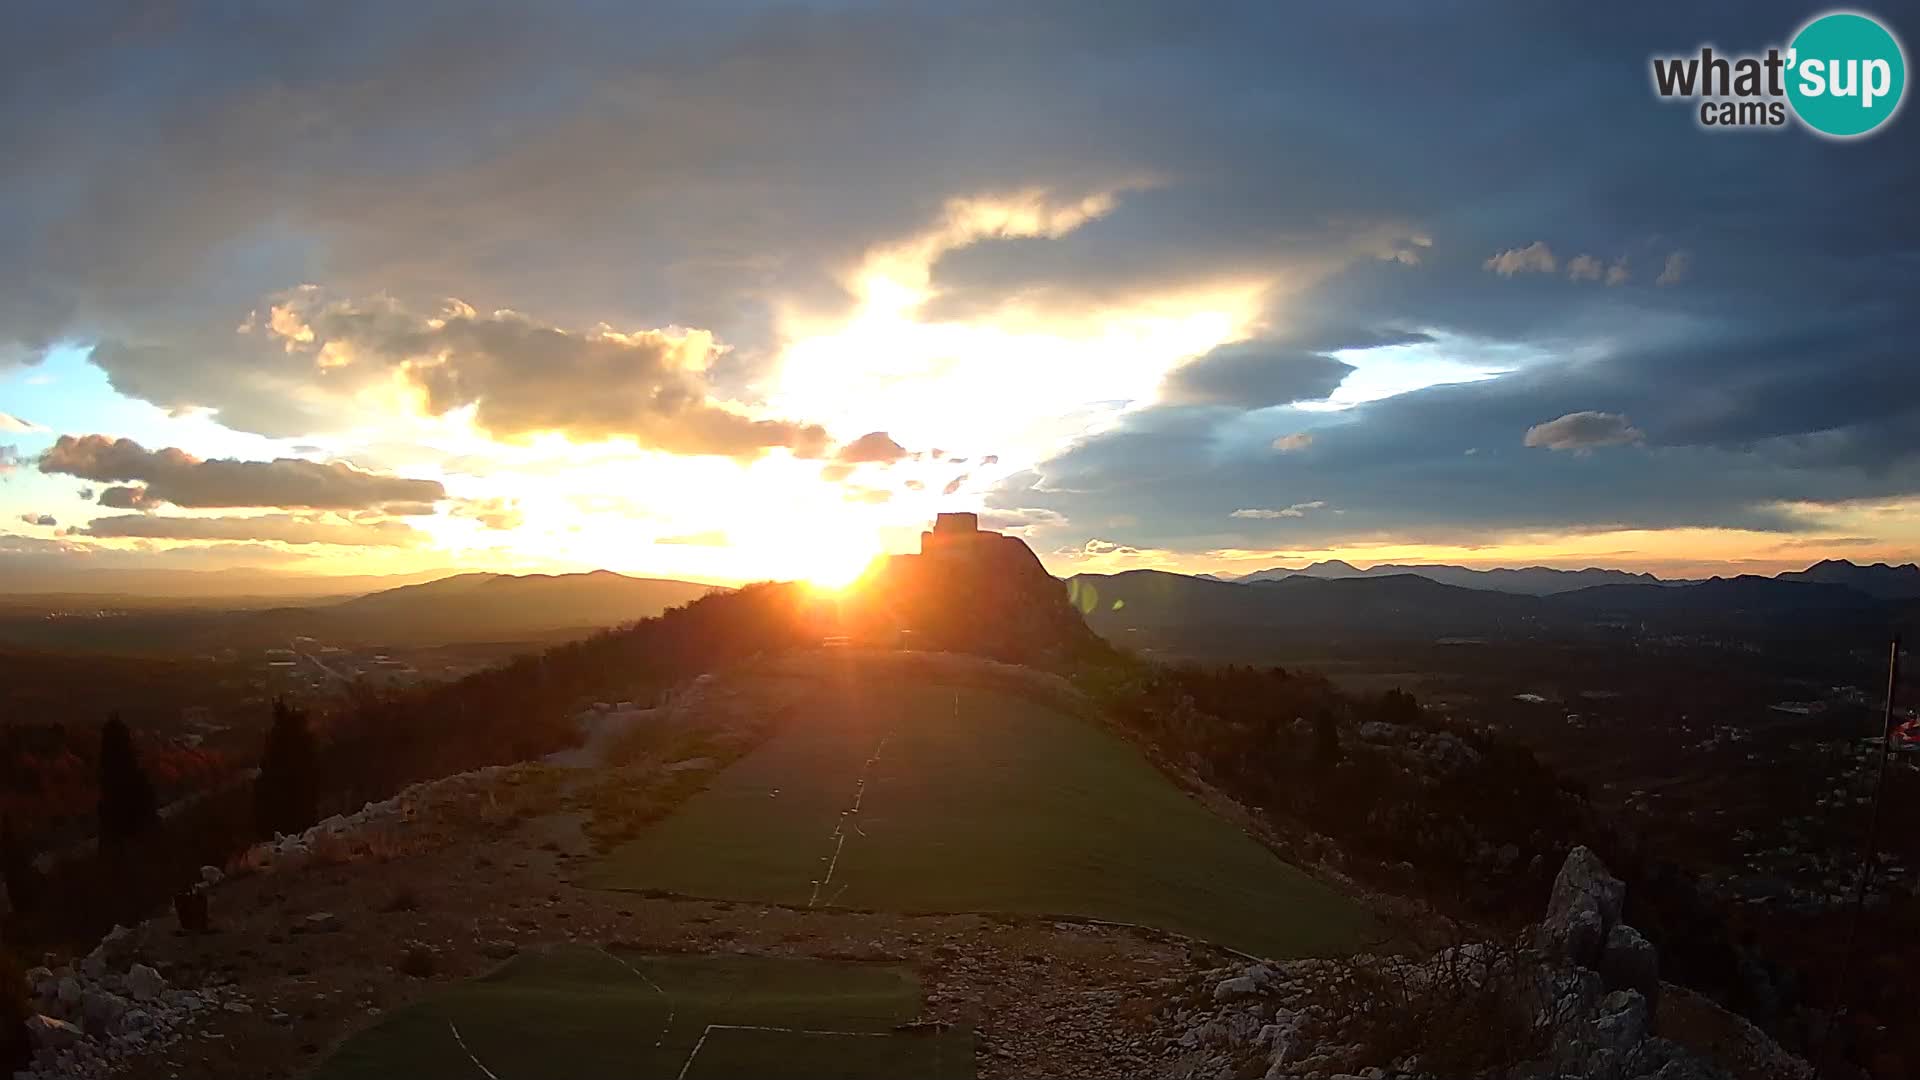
[[1228, 559, 1673, 595], [1774, 558, 1920, 599], [0, 571, 723, 652], [1066, 558, 1915, 646], [1218, 557, 1920, 598]]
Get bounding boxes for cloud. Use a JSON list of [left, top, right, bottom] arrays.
[[1163, 341, 1353, 408], [1605, 258, 1631, 286], [1076, 539, 1137, 556], [75, 513, 426, 547], [18, 513, 56, 527], [1567, 254, 1603, 282], [979, 454, 999, 465], [38, 434, 446, 510], [818, 463, 856, 483], [255, 291, 829, 457], [834, 431, 911, 464], [1231, 501, 1326, 519], [655, 530, 728, 546], [1271, 433, 1315, 452], [902, 478, 925, 491], [0, 446, 18, 476], [451, 497, 523, 531], [942, 473, 969, 496], [0, 411, 42, 433], [1484, 241, 1557, 277], [1523, 411, 1645, 452], [1656, 250, 1691, 286], [98, 485, 165, 510], [843, 486, 892, 504], [977, 507, 1066, 534]]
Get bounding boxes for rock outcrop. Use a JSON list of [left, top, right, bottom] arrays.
[[1158, 849, 1806, 1080], [17, 922, 249, 1080]]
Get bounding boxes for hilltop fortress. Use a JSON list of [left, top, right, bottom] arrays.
[[847, 513, 1107, 666]]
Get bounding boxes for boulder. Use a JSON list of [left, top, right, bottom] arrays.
[[1213, 975, 1258, 1001], [25, 1014, 84, 1052], [301, 911, 342, 933], [125, 963, 166, 1002], [98, 924, 134, 957], [79, 989, 128, 1034], [199, 865, 224, 887], [1591, 990, 1649, 1057], [55, 975, 83, 1010], [1544, 846, 1624, 968], [1599, 924, 1660, 1005]]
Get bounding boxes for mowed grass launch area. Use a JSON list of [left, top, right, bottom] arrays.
[[316, 946, 973, 1080], [587, 670, 1380, 958]]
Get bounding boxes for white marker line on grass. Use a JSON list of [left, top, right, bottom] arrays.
[[808, 732, 889, 908], [448, 1021, 503, 1080], [598, 947, 676, 1048], [674, 1024, 894, 1080]]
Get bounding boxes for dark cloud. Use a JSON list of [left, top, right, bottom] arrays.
[[18, 513, 55, 527], [76, 513, 426, 547], [1163, 342, 1353, 409], [40, 435, 446, 511], [835, 431, 911, 464], [1524, 411, 1644, 452]]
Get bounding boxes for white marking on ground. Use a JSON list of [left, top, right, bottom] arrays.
[[448, 1021, 503, 1079], [807, 730, 890, 907], [598, 946, 676, 1048], [674, 1024, 894, 1080]]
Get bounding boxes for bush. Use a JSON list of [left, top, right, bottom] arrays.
[[1304, 943, 1551, 1074]]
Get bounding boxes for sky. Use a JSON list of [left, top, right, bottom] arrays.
[[1, 2, 1917, 588]]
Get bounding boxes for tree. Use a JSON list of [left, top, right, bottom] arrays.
[[255, 698, 318, 839], [1313, 709, 1342, 766], [97, 713, 158, 848], [0, 817, 38, 914]]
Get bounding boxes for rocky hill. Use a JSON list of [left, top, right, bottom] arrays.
[[846, 513, 1111, 667]]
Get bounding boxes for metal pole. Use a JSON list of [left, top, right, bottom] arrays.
[[1833, 636, 1901, 1039]]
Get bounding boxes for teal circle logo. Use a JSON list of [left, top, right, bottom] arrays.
[[1786, 11, 1906, 137]]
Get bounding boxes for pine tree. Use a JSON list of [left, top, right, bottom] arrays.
[[255, 698, 318, 840], [97, 713, 158, 848], [0, 816, 38, 915]]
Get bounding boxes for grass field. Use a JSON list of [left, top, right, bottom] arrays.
[[315, 946, 973, 1080], [586, 670, 1381, 958]]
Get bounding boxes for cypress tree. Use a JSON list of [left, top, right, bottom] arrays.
[[97, 713, 158, 848], [255, 698, 318, 839]]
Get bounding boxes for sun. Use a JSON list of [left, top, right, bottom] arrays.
[[769, 528, 881, 591]]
